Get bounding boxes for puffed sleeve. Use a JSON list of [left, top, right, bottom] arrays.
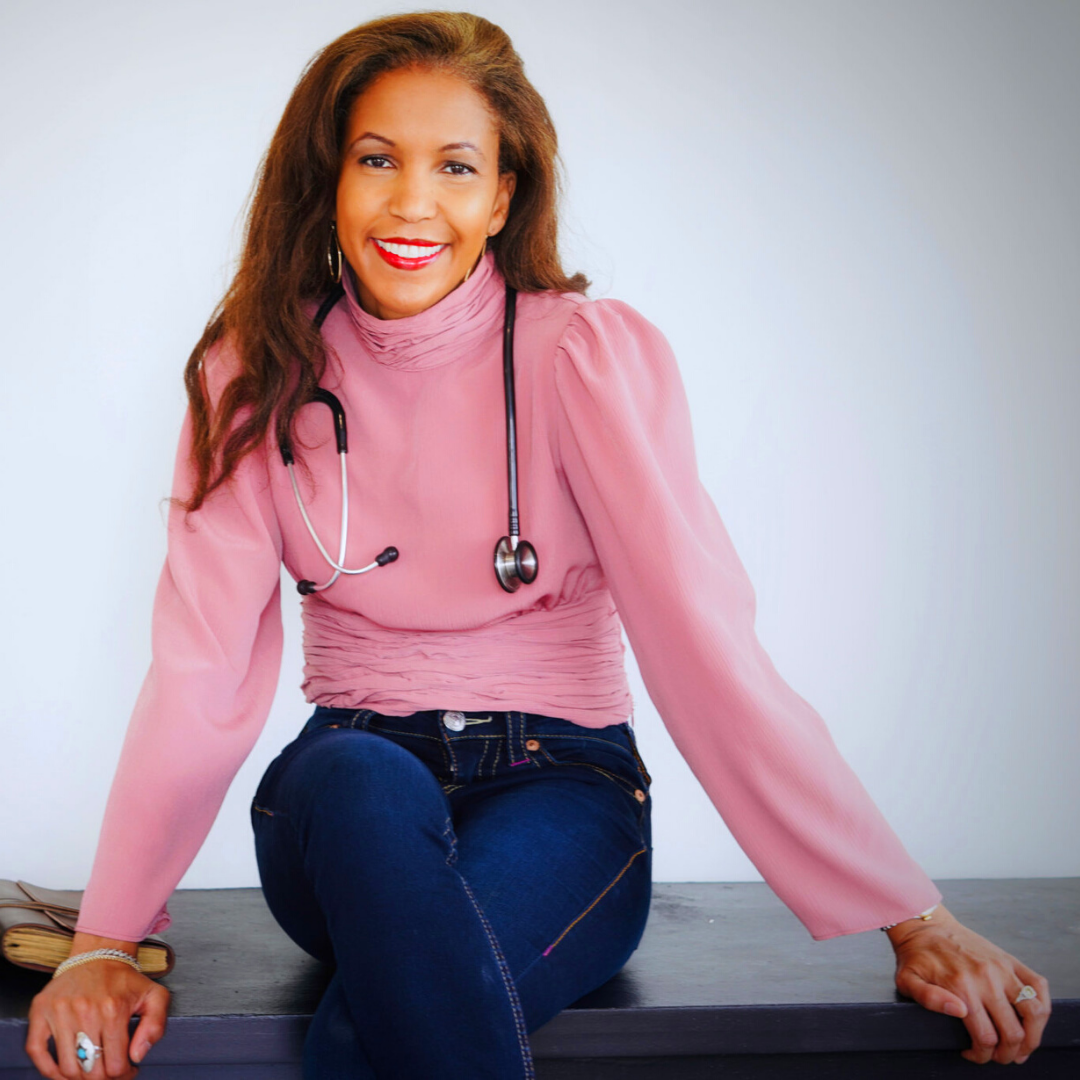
[[74, 341, 285, 943], [552, 299, 942, 940]]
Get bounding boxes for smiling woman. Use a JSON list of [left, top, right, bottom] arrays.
[[336, 67, 517, 319], [24, 8, 1052, 1080]]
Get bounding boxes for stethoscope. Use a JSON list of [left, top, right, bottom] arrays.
[[279, 281, 539, 596]]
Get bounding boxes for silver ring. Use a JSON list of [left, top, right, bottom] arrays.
[[1014, 984, 1038, 1005], [75, 1030, 102, 1074]]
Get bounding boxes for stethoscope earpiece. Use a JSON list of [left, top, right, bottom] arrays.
[[287, 283, 536, 596], [295, 544, 398, 595]]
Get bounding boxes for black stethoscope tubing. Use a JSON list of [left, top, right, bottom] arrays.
[[278, 281, 539, 596]]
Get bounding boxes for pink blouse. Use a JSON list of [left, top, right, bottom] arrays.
[[74, 251, 941, 944]]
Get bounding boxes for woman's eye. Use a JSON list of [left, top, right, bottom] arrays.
[[356, 156, 474, 175]]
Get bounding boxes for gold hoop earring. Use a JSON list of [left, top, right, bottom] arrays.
[[327, 222, 343, 284], [462, 237, 487, 284]]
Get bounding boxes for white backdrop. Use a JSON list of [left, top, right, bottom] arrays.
[[1, 0, 1077, 898]]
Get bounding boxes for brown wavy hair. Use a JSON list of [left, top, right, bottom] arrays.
[[180, 10, 588, 513]]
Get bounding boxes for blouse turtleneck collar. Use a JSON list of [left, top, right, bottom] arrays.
[[341, 248, 505, 371]]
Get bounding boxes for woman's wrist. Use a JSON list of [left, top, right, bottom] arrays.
[[884, 902, 956, 949], [70, 931, 140, 958]]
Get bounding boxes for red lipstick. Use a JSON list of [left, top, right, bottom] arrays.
[[371, 237, 447, 271]]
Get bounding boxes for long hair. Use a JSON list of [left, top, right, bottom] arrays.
[[180, 10, 588, 513]]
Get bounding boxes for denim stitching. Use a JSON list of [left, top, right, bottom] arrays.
[[507, 712, 525, 766], [251, 802, 275, 817], [625, 733, 653, 787], [542, 732, 651, 789], [459, 877, 535, 1076], [541, 846, 648, 957], [503, 711, 516, 765], [476, 737, 490, 778], [442, 815, 534, 1077], [537, 745, 645, 799], [441, 719, 460, 778], [535, 732, 637, 750], [515, 712, 534, 767]]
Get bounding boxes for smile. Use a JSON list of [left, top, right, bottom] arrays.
[[372, 237, 448, 270]]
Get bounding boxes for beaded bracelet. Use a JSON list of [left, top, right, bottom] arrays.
[[52, 948, 143, 980], [880, 903, 940, 931]]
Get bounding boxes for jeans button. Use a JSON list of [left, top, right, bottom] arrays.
[[525, 739, 540, 751], [443, 711, 467, 732], [634, 789, 647, 803]]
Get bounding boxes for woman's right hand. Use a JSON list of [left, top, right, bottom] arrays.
[[25, 937, 170, 1080]]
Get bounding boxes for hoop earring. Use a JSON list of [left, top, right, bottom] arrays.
[[462, 237, 487, 284], [327, 222, 343, 284]]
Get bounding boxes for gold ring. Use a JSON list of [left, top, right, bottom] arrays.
[[1014, 984, 1038, 1004]]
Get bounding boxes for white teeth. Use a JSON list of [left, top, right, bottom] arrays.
[[374, 239, 446, 259]]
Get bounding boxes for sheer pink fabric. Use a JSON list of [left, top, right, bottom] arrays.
[[75, 251, 940, 943]]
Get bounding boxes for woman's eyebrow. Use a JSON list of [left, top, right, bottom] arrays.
[[348, 131, 486, 159]]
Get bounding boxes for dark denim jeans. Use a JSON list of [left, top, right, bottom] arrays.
[[250, 706, 653, 1079]]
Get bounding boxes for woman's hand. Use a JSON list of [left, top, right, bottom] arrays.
[[886, 903, 1052, 1065], [25, 936, 170, 1080]]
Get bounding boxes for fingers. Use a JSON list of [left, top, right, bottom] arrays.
[[26, 996, 143, 1080], [896, 967, 1014, 1064], [951, 971, 1050, 1066], [982, 984, 1029, 1065], [99, 1003, 138, 1079], [1013, 966, 1052, 1064], [897, 965, 1009, 1065], [891, 919, 1053, 1066], [45, 1003, 84, 1080], [25, 1009, 65, 1080], [957, 994, 1004, 1066], [128, 983, 170, 1066], [900, 963, 1053, 1067], [894, 968, 967, 1018]]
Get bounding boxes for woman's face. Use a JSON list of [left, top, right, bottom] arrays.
[[336, 66, 516, 320]]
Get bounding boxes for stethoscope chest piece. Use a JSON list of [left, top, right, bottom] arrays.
[[494, 536, 538, 593]]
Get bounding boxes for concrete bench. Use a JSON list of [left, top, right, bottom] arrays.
[[1, 879, 1077, 1078]]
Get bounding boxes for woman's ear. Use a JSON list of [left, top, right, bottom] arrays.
[[488, 171, 517, 235]]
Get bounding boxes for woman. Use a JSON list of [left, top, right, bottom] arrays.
[[27, 11, 1050, 1079]]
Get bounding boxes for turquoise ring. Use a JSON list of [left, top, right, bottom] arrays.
[[75, 1031, 102, 1074]]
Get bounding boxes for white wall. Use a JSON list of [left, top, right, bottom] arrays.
[[1, 0, 1077, 897]]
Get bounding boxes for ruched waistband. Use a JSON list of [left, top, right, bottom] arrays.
[[299, 585, 634, 729]]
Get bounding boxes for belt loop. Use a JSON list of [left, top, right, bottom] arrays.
[[507, 711, 529, 766], [349, 709, 376, 731]]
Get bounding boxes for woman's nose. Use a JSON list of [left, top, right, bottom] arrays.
[[387, 166, 438, 221]]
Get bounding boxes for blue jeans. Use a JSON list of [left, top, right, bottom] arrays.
[[250, 706, 653, 1079]]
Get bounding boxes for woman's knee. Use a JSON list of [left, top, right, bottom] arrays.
[[277, 729, 447, 826]]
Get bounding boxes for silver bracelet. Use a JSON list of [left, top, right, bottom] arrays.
[[52, 948, 143, 979], [880, 903, 940, 931]]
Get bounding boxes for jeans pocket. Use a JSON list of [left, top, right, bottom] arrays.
[[534, 725, 651, 814]]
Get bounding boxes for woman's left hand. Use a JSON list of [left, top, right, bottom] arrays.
[[886, 903, 1052, 1064]]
